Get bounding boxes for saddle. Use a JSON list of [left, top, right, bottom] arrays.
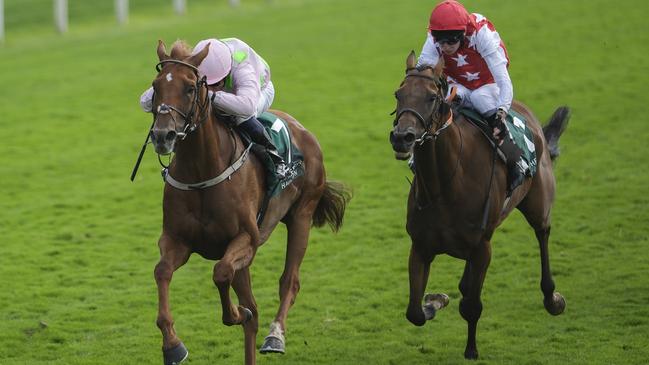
[[239, 111, 305, 197], [456, 107, 538, 177]]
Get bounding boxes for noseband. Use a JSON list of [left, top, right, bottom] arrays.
[[153, 59, 211, 141]]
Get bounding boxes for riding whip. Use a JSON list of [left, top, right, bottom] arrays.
[[130, 119, 155, 181]]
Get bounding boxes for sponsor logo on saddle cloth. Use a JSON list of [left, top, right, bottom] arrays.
[[504, 111, 537, 176], [257, 111, 305, 196]]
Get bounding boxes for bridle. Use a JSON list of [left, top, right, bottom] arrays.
[[129, 58, 244, 184], [146, 59, 253, 191], [153, 59, 212, 142], [392, 67, 461, 210], [392, 68, 454, 143]]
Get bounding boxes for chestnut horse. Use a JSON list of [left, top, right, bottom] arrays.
[[389, 52, 569, 359], [147, 41, 350, 365]]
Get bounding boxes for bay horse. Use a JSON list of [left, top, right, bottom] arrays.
[[147, 40, 350, 365], [389, 52, 569, 359]]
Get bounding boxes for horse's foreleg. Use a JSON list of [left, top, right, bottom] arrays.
[[232, 267, 258, 365], [213, 232, 256, 326], [459, 261, 470, 297], [536, 227, 566, 315], [261, 213, 312, 354], [459, 242, 492, 360], [154, 235, 191, 365], [406, 243, 434, 326]]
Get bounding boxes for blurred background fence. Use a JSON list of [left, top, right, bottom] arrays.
[[0, 0, 271, 42]]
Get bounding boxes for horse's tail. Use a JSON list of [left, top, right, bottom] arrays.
[[312, 180, 352, 232], [543, 106, 571, 161]]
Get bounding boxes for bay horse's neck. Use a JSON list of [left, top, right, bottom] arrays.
[[413, 117, 462, 205], [171, 113, 235, 182]]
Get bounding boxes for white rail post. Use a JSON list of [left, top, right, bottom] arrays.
[[115, 0, 128, 25], [229, 0, 240, 7], [54, 0, 68, 33], [0, 0, 4, 43], [173, 0, 186, 15]]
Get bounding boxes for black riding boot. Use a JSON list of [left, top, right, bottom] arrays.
[[487, 113, 526, 196], [238, 117, 287, 177]]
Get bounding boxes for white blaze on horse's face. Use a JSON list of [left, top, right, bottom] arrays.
[[166, 73, 173, 82], [151, 103, 178, 156]]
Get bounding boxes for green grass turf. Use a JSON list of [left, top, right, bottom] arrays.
[[1, 0, 648, 364]]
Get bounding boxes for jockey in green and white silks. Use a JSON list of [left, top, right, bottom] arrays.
[[140, 38, 286, 177]]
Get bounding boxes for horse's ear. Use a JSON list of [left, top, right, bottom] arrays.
[[157, 40, 169, 61], [406, 50, 417, 71], [187, 43, 210, 68], [433, 58, 444, 77]]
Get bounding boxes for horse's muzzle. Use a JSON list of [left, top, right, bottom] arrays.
[[390, 128, 416, 160], [150, 128, 177, 155]]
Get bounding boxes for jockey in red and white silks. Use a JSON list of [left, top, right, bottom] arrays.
[[417, 0, 513, 119]]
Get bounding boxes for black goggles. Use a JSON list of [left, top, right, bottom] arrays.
[[438, 36, 462, 45], [432, 31, 464, 45]]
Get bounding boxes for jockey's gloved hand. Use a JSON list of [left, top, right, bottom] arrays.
[[495, 108, 507, 122], [491, 108, 508, 145]]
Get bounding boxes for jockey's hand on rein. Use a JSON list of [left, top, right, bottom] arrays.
[[492, 108, 508, 145]]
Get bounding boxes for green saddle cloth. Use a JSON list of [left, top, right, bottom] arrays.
[[257, 111, 305, 197], [458, 107, 537, 176]]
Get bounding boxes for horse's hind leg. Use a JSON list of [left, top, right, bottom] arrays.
[[260, 211, 314, 354], [232, 267, 259, 365], [535, 227, 566, 315], [213, 232, 256, 326], [519, 177, 566, 316], [458, 241, 492, 360], [154, 235, 192, 365]]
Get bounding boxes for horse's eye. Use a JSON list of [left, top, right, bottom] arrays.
[[186, 87, 195, 94], [394, 91, 399, 99]]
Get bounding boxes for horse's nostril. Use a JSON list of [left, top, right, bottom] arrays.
[[165, 130, 177, 141], [404, 133, 415, 143]]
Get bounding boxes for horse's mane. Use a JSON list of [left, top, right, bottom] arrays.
[[170, 40, 193, 59]]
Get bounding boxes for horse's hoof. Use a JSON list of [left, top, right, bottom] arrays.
[[406, 307, 426, 326], [423, 293, 449, 320], [260, 335, 285, 354], [544, 292, 566, 316], [162, 341, 188, 365], [464, 347, 479, 360]]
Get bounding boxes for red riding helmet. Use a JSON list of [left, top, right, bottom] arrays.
[[428, 0, 472, 32]]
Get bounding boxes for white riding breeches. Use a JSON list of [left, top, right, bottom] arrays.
[[452, 82, 500, 117]]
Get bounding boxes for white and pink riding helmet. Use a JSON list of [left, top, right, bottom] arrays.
[[192, 39, 232, 85]]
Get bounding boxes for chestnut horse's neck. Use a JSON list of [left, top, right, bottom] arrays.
[[170, 109, 238, 183], [412, 113, 464, 207]]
